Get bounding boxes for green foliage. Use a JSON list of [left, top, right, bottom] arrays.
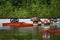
[[0, 0, 60, 18], [0, 0, 13, 18], [12, 8, 29, 18]]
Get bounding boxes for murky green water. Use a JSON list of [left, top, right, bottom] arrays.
[[0, 30, 60, 40]]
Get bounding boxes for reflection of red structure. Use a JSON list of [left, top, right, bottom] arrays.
[[48, 29, 60, 35], [40, 29, 60, 35], [3, 22, 41, 27]]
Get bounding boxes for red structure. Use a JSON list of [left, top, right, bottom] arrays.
[[3, 22, 41, 27], [3, 22, 33, 27]]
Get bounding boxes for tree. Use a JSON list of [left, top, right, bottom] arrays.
[[0, 0, 60, 18], [0, 0, 14, 18]]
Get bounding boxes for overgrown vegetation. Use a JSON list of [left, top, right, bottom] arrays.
[[0, 0, 60, 18]]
